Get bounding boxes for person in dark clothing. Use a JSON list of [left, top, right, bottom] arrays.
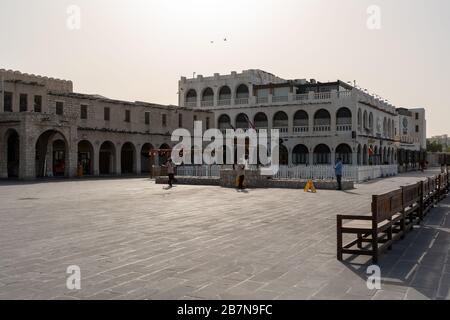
[[335, 158, 343, 190], [165, 158, 175, 188]]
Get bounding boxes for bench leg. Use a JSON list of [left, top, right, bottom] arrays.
[[372, 230, 378, 264], [357, 233, 362, 249], [337, 218, 343, 261]]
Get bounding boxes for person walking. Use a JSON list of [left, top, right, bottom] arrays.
[[236, 162, 246, 190], [165, 158, 176, 188], [335, 157, 343, 190]]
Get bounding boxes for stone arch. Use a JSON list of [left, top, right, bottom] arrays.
[[336, 143, 353, 165], [236, 113, 249, 129], [141, 143, 154, 174], [99, 141, 116, 175], [201, 87, 214, 102], [185, 89, 197, 104], [235, 84, 249, 99], [254, 112, 268, 129], [5, 129, 20, 178], [313, 144, 331, 165], [273, 111, 288, 128], [218, 86, 232, 101], [121, 142, 136, 174], [279, 144, 289, 165], [314, 109, 331, 127], [78, 140, 94, 175], [336, 107, 352, 124], [35, 129, 70, 178], [293, 110, 309, 127], [292, 144, 309, 165], [218, 114, 232, 130]]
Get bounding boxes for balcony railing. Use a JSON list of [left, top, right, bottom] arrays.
[[295, 93, 309, 101], [201, 100, 214, 107], [235, 98, 249, 105], [337, 124, 352, 131], [293, 126, 309, 133], [256, 97, 268, 104], [273, 127, 288, 134], [185, 90, 354, 107], [272, 96, 289, 103], [217, 99, 231, 106], [314, 92, 331, 100], [313, 125, 331, 132]]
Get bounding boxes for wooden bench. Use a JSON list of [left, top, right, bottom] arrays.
[[422, 178, 433, 216], [337, 189, 404, 263], [438, 172, 449, 201], [401, 182, 423, 226]]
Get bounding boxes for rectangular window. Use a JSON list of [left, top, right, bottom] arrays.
[[178, 113, 183, 127], [415, 113, 419, 120], [56, 101, 64, 115], [20, 94, 28, 112], [125, 110, 130, 122], [193, 115, 197, 128], [145, 112, 150, 125], [206, 117, 210, 130], [104, 107, 110, 121], [162, 114, 167, 127], [80, 105, 88, 119], [416, 125, 419, 133], [4, 92, 13, 112], [34, 95, 42, 113]]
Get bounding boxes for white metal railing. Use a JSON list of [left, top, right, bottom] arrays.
[[338, 91, 351, 98], [293, 126, 309, 133], [336, 124, 352, 131], [295, 93, 309, 101], [186, 101, 197, 108], [315, 92, 331, 100], [257, 97, 268, 104], [173, 164, 398, 182], [201, 100, 214, 107], [313, 125, 331, 132], [235, 98, 249, 105], [272, 96, 289, 103], [217, 99, 231, 106], [273, 127, 288, 134], [186, 91, 354, 107], [273, 165, 398, 182]]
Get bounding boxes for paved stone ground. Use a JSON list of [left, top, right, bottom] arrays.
[[0, 169, 449, 300]]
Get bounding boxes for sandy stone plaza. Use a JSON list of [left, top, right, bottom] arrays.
[[0, 169, 449, 300]]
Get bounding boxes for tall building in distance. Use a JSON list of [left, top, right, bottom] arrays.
[[179, 69, 427, 168]]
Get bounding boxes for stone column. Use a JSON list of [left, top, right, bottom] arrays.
[[135, 147, 141, 174], [115, 143, 122, 175], [93, 143, 100, 176], [19, 134, 36, 180]]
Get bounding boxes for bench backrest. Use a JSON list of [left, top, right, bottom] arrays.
[[430, 176, 437, 192], [440, 173, 448, 188], [372, 189, 403, 223], [402, 182, 422, 208], [422, 178, 430, 196]]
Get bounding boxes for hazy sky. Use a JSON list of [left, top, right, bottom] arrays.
[[0, 0, 449, 136]]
